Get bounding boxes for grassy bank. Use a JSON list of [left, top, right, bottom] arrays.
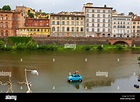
[[0, 37, 140, 51]]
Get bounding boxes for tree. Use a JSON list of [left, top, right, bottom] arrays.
[[27, 12, 34, 18], [128, 12, 134, 16], [2, 5, 11, 11]]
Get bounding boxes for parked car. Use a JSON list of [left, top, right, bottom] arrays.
[[67, 73, 82, 82]]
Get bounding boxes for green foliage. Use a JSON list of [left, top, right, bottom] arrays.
[[0, 40, 5, 49], [82, 45, 92, 51], [2, 5, 11, 11], [38, 44, 47, 50], [16, 42, 26, 50], [27, 12, 34, 18], [7, 37, 32, 45], [46, 44, 58, 51], [26, 41, 38, 50], [115, 44, 124, 50], [96, 45, 103, 50]]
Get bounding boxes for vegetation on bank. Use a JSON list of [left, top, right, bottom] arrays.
[[0, 37, 140, 51]]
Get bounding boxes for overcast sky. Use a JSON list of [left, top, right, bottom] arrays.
[[0, 0, 140, 15]]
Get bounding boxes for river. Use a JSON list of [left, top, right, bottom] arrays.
[[0, 50, 140, 93]]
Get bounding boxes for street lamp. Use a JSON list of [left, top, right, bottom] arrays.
[[24, 68, 38, 93]]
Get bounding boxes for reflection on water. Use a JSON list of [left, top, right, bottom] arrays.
[[0, 50, 140, 93]]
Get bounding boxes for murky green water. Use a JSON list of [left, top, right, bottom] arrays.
[[0, 50, 140, 93]]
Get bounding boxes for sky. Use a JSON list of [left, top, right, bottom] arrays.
[[0, 0, 140, 15]]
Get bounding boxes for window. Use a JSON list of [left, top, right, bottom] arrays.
[[62, 21, 65, 25], [57, 17, 59, 20], [81, 27, 83, 32], [103, 14, 105, 18], [57, 21, 59, 25], [67, 27, 69, 31], [76, 27, 79, 32], [52, 21, 55, 25], [52, 27, 55, 31], [57, 27, 59, 31], [62, 27, 65, 31], [72, 27, 74, 32], [71, 17, 74, 20], [62, 17, 65, 20]]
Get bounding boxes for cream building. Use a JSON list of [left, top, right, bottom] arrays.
[[50, 12, 85, 37], [132, 16, 140, 38], [112, 10, 132, 37], [82, 3, 113, 37]]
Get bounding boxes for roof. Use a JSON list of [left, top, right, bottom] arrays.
[[132, 17, 140, 21]]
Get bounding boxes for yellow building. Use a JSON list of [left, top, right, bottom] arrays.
[[17, 18, 51, 37]]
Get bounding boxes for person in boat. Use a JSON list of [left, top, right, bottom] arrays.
[[74, 71, 79, 74]]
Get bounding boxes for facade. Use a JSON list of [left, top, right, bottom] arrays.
[[132, 16, 140, 38], [0, 10, 24, 37], [50, 12, 85, 37], [82, 3, 113, 37], [17, 17, 50, 37], [112, 10, 132, 37]]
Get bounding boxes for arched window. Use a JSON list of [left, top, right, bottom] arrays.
[[52, 27, 55, 31]]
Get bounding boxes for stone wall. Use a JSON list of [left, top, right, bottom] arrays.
[[33, 37, 109, 45]]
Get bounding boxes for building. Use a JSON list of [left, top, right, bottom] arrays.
[[82, 3, 113, 37], [17, 17, 50, 37], [0, 10, 24, 37], [132, 16, 140, 38], [50, 11, 85, 37], [112, 10, 132, 37]]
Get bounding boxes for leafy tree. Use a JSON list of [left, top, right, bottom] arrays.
[[27, 12, 34, 18], [2, 5, 11, 11], [128, 12, 134, 16]]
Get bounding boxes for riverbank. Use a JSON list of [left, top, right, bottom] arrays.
[[0, 36, 140, 51]]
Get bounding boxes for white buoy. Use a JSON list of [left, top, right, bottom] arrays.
[[134, 72, 135, 76], [53, 58, 55, 62], [20, 58, 23, 62], [85, 86, 88, 89], [85, 58, 87, 62], [117, 58, 119, 61], [53, 86, 55, 89], [117, 86, 120, 90], [20, 86, 23, 90]]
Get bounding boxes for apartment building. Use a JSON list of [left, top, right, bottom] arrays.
[[82, 3, 113, 37], [112, 10, 132, 37], [50, 11, 85, 37], [0, 10, 24, 37], [132, 16, 140, 38], [17, 17, 50, 37]]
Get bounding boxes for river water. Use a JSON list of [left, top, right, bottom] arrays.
[[0, 50, 140, 93]]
